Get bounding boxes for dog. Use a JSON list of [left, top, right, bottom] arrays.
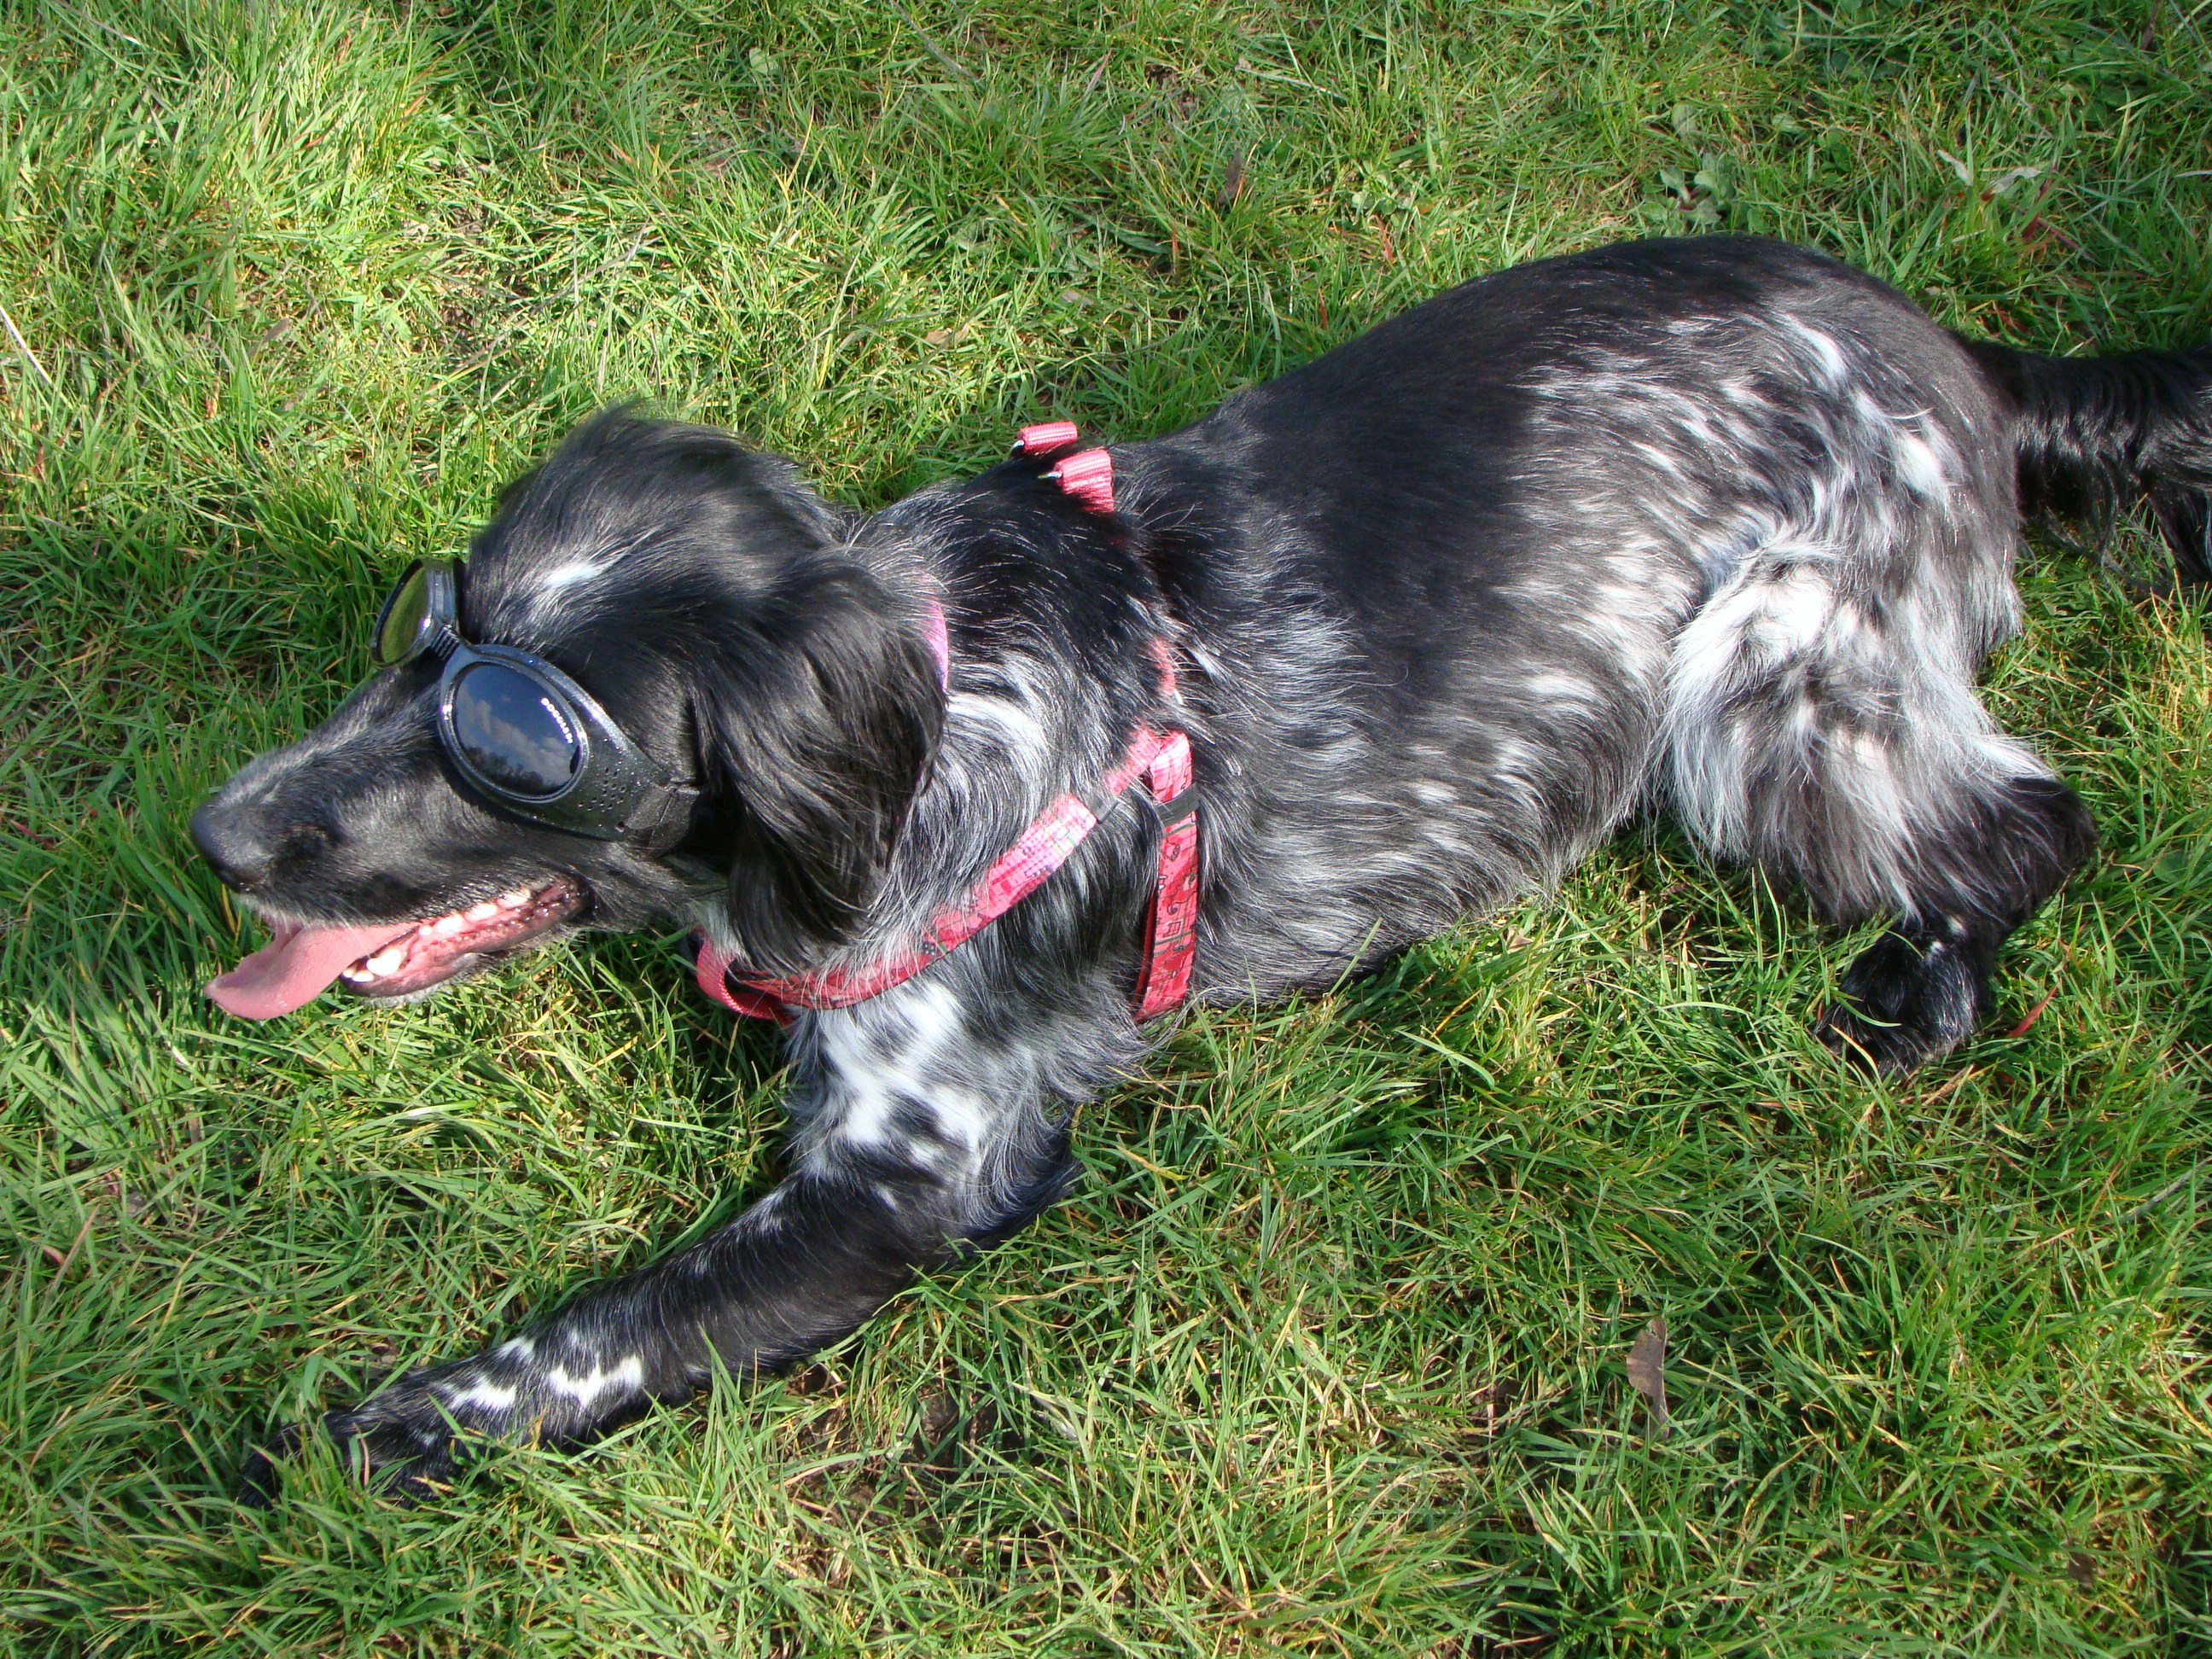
[[190, 236, 2212, 1496]]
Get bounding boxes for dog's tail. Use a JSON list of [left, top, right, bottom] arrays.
[[1964, 335, 2212, 590]]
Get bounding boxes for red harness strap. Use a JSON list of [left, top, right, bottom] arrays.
[[697, 721, 1195, 1022], [1131, 726, 1199, 1018], [696, 421, 1199, 1026]]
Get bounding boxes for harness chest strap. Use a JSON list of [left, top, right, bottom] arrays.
[[1130, 723, 1199, 1020], [696, 722, 1195, 1023], [696, 420, 1198, 1026]]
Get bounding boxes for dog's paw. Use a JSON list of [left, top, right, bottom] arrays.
[[236, 1421, 307, 1508], [237, 1398, 462, 1507], [1817, 925, 1993, 1076]]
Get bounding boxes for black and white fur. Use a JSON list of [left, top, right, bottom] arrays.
[[191, 236, 2212, 1496]]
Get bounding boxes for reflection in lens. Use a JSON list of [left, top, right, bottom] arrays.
[[376, 565, 431, 665], [450, 663, 579, 798]]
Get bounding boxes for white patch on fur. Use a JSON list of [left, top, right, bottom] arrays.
[[449, 1377, 518, 1412], [1666, 556, 1841, 857], [1780, 315, 1849, 387], [1521, 672, 1604, 704], [540, 559, 607, 591], [954, 688, 1050, 771], [946, 655, 1058, 779], [545, 1354, 643, 1408], [812, 979, 992, 1161], [1891, 424, 1951, 497], [1748, 567, 1837, 657]]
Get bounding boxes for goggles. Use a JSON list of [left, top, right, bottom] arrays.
[[372, 559, 697, 848]]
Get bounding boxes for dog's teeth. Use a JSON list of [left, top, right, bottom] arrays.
[[498, 888, 533, 910], [466, 902, 501, 923], [431, 914, 469, 939], [364, 946, 407, 976]]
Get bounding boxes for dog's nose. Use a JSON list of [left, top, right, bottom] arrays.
[[189, 798, 316, 893]]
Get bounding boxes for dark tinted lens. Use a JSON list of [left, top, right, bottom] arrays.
[[449, 663, 581, 799], [375, 564, 433, 665]]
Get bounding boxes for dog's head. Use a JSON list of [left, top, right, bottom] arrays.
[[192, 411, 943, 1017]]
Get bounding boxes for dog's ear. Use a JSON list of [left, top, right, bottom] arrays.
[[694, 556, 943, 973]]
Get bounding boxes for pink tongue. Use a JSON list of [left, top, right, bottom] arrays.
[[205, 920, 416, 1020]]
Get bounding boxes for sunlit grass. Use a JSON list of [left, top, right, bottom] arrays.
[[1, 1, 2208, 1652]]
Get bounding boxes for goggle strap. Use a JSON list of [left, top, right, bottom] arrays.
[[624, 780, 702, 853]]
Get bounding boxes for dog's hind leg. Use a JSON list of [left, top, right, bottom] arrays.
[[242, 975, 1093, 1500], [1662, 533, 2096, 1074]]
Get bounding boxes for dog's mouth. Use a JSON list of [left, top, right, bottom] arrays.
[[338, 878, 588, 1001], [205, 877, 587, 1020]]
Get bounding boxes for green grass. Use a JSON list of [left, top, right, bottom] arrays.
[[1, 0, 2209, 1651]]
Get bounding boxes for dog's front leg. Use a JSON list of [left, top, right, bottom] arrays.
[[243, 977, 1090, 1500], [250, 1161, 963, 1499]]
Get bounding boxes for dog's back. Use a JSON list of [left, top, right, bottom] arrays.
[[1111, 236, 2206, 1064]]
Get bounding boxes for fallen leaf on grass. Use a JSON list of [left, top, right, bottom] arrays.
[[1216, 148, 1246, 209], [1627, 1317, 1668, 1435], [1936, 148, 2046, 200], [2009, 981, 2059, 1039]]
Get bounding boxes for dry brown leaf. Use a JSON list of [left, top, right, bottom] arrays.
[[1627, 1316, 1669, 1435], [2008, 985, 2058, 1039], [1216, 148, 1246, 210]]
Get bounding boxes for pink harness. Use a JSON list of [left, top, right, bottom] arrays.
[[696, 424, 1201, 1026]]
